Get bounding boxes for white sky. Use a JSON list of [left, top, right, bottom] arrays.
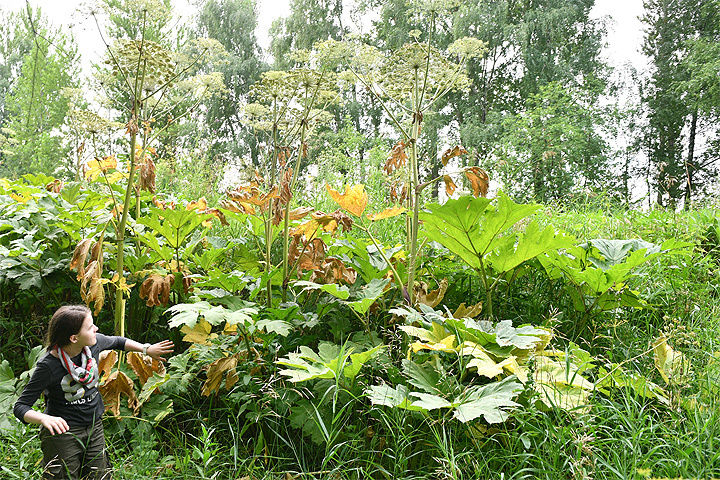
[[1, 0, 647, 78]]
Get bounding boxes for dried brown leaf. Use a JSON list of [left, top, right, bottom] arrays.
[[289, 237, 327, 274], [46, 179, 63, 193], [138, 155, 156, 193], [415, 278, 448, 308], [441, 145, 468, 166], [127, 351, 166, 386], [385, 141, 408, 174], [98, 350, 117, 382], [202, 354, 239, 397], [69, 238, 93, 280], [310, 257, 357, 285], [99, 371, 138, 416], [443, 175, 457, 197], [139, 273, 174, 307], [464, 167, 490, 198], [453, 302, 483, 319]]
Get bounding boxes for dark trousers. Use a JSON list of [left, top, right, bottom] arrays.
[[39, 420, 110, 480]]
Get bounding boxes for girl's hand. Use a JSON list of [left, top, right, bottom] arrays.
[[40, 414, 69, 435], [146, 340, 174, 362]]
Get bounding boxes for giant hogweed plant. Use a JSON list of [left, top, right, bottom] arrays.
[[64, 5, 228, 420], [539, 238, 691, 339], [420, 192, 576, 317], [231, 60, 340, 307], [368, 306, 669, 423], [315, 14, 488, 305], [69, 5, 227, 333]]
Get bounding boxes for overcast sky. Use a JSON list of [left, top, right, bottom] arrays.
[[1, 0, 648, 77]]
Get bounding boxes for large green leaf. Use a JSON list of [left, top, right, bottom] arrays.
[[294, 280, 350, 300], [488, 220, 575, 274], [367, 376, 522, 424], [366, 384, 422, 411], [278, 342, 383, 383], [138, 206, 210, 257], [452, 376, 522, 423], [347, 277, 389, 315], [402, 359, 443, 394], [420, 192, 540, 272], [540, 238, 691, 314], [166, 301, 260, 329]]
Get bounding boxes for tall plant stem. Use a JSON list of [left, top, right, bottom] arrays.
[[264, 114, 280, 308], [114, 122, 138, 337], [406, 65, 422, 306], [280, 119, 308, 302]]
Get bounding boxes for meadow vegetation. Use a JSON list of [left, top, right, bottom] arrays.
[[0, 0, 719, 479]]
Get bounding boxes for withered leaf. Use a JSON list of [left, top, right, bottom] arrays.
[[289, 237, 327, 274], [46, 179, 63, 193], [464, 167, 490, 198], [139, 273, 174, 307], [127, 351, 166, 386], [152, 197, 176, 210], [415, 278, 448, 308], [310, 257, 357, 285], [453, 302, 483, 319], [80, 260, 105, 316], [98, 350, 117, 382], [138, 155, 156, 193], [385, 141, 408, 174], [69, 238, 93, 280], [186, 197, 209, 212], [326, 184, 368, 217], [223, 184, 278, 215], [202, 354, 239, 397], [443, 175, 457, 197], [100, 371, 138, 416], [441, 145, 468, 166]]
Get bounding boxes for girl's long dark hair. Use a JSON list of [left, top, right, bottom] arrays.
[[45, 305, 91, 351]]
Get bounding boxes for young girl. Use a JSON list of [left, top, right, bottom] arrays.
[[13, 305, 174, 479]]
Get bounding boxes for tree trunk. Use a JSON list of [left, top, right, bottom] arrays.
[[684, 108, 697, 210]]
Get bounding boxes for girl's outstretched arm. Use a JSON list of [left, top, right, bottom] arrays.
[[124, 339, 174, 362]]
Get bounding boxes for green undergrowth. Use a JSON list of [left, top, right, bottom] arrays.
[[2, 195, 720, 479]]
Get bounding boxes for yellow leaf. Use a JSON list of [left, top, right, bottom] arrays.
[[652, 335, 690, 385], [106, 171, 126, 183], [187, 197, 209, 212], [181, 319, 217, 345], [501, 356, 528, 383], [453, 302, 483, 319], [84, 155, 117, 181], [410, 335, 456, 353], [9, 192, 32, 203], [326, 184, 368, 217], [366, 205, 406, 221]]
